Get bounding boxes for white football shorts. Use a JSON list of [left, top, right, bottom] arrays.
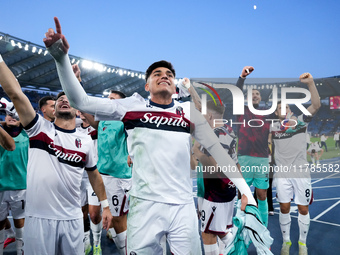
[[199, 198, 235, 234]]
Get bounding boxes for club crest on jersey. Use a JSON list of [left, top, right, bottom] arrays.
[[176, 106, 184, 117], [75, 138, 82, 148]]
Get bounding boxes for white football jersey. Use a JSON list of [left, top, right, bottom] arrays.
[[95, 93, 193, 204], [308, 142, 322, 152], [24, 114, 97, 220], [270, 114, 310, 173]]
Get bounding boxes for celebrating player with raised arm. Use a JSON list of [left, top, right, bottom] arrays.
[[269, 72, 320, 255], [43, 17, 256, 254], [0, 54, 112, 254]]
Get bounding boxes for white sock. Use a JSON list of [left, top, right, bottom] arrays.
[[90, 220, 102, 246], [203, 243, 219, 255], [5, 227, 15, 238], [279, 212, 291, 243], [298, 212, 310, 244], [217, 236, 225, 254], [0, 229, 4, 255], [311, 157, 315, 164], [83, 230, 90, 244], [219, 232, 233, 248], [14, 227, 24, 255], [109, 227, 116, 238], [113, 230, 126, 255]]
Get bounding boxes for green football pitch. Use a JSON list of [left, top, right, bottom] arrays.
[[308, 137, 340, 161]]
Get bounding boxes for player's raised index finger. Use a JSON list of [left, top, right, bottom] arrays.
[[54, 17, 62, 34]]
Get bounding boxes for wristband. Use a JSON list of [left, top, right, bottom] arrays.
[[178, 79, 190, 89], [0, 54, 3, 63], [47, 39, 66, 61], [100, 199, 109, 208]]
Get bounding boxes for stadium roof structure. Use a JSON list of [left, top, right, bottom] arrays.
[[0, 32, 149, 98], [1, 31, 339, 103]]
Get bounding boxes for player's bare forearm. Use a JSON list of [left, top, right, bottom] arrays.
[[189, 85, 202, 111], [300, 73, 321, 116], [307, 83, 320, 116], [268, 133, 273, 154], [87, 169, 107, 202], [81, 112, 99, 130], [0, 61, 36, 127], [0, 128, 15, 151], [87, 169, 113, 230]]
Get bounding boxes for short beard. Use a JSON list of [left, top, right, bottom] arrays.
[[55, 111, 75, 120], [154, 89, 172, 100]]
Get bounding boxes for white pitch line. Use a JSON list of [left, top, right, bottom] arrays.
[[312, 172, 340, 184], [313, 197, 340, 202], [313, 200, 340, 220], [312, 185, 340, 189], [272, 211, 340, 227], [311, 218, 340, 227]]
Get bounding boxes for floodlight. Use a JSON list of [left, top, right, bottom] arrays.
[[82, 60, 93, 69], [94, 63, 104, 72]]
